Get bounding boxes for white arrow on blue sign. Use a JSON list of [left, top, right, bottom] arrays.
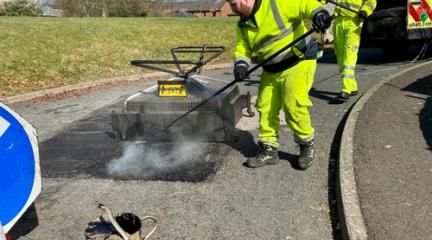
[[0, 102, 41, 233]]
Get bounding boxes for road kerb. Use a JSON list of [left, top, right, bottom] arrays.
[[338, 60, 432, 240], [0, 63, 232, 105]]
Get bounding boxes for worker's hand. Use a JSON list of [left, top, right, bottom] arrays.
[[234, 64, 249, 81], [358, 10, 368, 19], [312, 10, 332, 33]]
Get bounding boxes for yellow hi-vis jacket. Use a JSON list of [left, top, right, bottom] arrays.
[[334, 0, 377, 17], [234, 0, 325, 72]]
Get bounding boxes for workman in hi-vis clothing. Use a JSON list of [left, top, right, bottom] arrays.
[[226, 0, 332, 169], [332, 0, 376, 102]]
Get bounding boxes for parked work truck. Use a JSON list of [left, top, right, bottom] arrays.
[[361, 0, 432, 57]]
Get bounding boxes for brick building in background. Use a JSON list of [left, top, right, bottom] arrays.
[[162, 0, 235, 17]]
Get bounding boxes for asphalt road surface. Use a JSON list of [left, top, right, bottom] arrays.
[[8, 48, 429, 239], [354, 63, 432, 240]]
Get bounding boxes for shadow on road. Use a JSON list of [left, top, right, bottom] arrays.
[[310, 87, 338, 102], [421, 97, 432, 151], [8, 204, 39, 239], [327, 105, 354, 240], [226, 129, 258, 158], [401, 74, 432, 151], [278, 151, 300, 169], [309, 88, 350, 105], [319, 46, 427, 65]]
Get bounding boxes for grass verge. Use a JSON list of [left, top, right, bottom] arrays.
[[0, 17, 237, 97], [0, 17, 325, 97]]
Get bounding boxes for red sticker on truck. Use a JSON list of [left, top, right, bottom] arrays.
[[408, 0, 432, 29]]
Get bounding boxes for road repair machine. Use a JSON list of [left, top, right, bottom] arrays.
[[111, 45, 254, 142], [111, 22, 322, 143]]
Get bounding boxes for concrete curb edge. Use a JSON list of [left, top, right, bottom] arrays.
[[0, 63, 232, 105], [338, 60, 432, 240]]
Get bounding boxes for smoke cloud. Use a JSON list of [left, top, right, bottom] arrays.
[[106, 141, 208, 178]]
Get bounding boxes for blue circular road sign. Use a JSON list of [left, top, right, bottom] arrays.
[[0, 103, 41, 233]]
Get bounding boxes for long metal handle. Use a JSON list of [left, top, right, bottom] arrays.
[[166, 29, 317, 129], [326, 0, 363, 17]]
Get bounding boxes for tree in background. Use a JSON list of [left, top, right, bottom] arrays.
[[145, 0, 173, 17], [0, 0, 43, 16], [51, 0, 149, 17]]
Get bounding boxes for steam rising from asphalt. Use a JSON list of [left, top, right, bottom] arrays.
[[107, 141, 207, 178]]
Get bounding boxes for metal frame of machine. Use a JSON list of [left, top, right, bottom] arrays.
[[111, 45, 254, 142]]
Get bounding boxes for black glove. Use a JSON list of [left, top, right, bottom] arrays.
[[312, 10, 332, 33], [234, 63, 249, 81], [358, 10, 368, 19]]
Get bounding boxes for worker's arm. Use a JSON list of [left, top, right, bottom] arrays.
[[234, 23, 252, 76], [297, 0, 331, 32], [234, 23, 251, 66], [360, 0, 377, 17], [299, 0, 327, 20]]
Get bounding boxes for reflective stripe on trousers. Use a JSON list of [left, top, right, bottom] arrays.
[[333, 16, 362, 94], [256, 60, 316, 147]]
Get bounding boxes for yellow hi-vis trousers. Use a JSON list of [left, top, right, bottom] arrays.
[[256, 60, 316, 148], [333, 16, 363, 94]]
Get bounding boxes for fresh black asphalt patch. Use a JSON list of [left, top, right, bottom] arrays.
[[39, 102, 228, 182]]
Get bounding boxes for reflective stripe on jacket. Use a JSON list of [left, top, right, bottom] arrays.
[[334, 0, 376, 17], [234, 0, 325, 72]]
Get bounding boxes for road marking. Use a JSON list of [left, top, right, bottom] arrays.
[[0, 116, 11, 137]]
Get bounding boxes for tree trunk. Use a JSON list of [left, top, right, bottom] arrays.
[[101, 0, 107, 17]]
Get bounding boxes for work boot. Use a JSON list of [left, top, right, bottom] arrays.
[[350, 90, 358, 96], [334, 90, 358, 102], [297, 140, 315, 170], [245, 141, 279, 168], [334, 92, 350, 102]]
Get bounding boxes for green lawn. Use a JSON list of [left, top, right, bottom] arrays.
[[0, 17, 237, 97]]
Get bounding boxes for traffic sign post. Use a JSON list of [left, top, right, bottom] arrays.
[[0, 102, 41, 234]]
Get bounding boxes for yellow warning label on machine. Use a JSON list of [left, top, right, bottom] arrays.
[[158, 80, 187, 97]]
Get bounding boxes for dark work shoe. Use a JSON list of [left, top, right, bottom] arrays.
[[245, 142, 279, 168], [350, 90, 358, 96], [297, 140, 315, 170], [333, 92, 350, 103]]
